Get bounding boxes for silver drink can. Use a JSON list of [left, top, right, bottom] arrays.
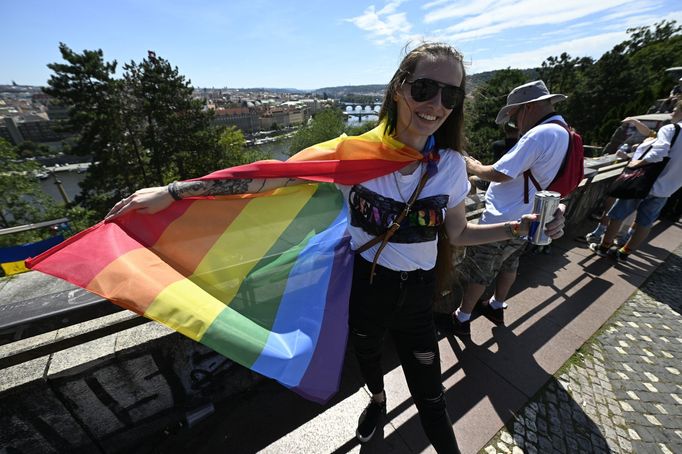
[[528, 191, 561, 245]]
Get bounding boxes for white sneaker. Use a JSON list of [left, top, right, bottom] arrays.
[[589, 242, 609, 257], [585, 232, 603, 244]]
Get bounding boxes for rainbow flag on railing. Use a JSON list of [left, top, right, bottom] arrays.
[[26, 124, 424, 403]]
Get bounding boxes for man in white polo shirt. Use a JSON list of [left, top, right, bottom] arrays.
[[452, 80, 568, 338]]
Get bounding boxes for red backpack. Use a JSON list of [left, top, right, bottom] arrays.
[[523, 120, 584, 203]]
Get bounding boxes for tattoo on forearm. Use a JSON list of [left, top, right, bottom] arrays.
[[176, 181, 207, 197], [205, 179, 253, 195], [176, 179, 253, 196]]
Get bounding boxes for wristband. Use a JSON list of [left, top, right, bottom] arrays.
[[505, 220, 521, 238], [167, 181, 182, 201]]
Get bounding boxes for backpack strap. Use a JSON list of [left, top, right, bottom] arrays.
[[671, 123, 681, 148], [523, 120, 571, 204], [635, 144, 654, 160], [631, 122, 679, 162]]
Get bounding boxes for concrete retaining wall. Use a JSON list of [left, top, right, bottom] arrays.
[[0, 314, 259, 453]]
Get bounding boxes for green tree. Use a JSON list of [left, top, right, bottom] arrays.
[[464, 69, 527, 163], [217, 126, 268, 167], [538, 53, 595, 141], [537, 20, 682, 145], [0, 139, 63, 246], [44, 43, 142, 215], [44, 45, 259, 218], [288, 108, 346, 155], [123, 51, 218, 184], [345, 120, 378, 136]]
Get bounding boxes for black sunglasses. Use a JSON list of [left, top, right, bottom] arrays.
[[405, 78, 464, 109]]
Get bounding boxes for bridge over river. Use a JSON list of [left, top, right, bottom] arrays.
[[342, 103, 380, 122]]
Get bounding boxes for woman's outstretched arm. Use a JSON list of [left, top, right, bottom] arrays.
[[105, 177, 303, 220], [445, 201, 566, 246]]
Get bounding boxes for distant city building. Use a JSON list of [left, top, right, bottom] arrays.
[[47, 102, 70, 121], [213, 107, 260, 133]]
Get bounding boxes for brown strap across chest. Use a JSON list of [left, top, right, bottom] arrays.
[[355, 170, 431, 284]]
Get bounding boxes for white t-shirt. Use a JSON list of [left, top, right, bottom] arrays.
[[631, 137, 658, 160], [639, 122, 682, 198], [337, 150, 469, 271], [481, 115, 569, 224]]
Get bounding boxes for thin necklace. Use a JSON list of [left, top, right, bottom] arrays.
[[393, 163, 424, 202]]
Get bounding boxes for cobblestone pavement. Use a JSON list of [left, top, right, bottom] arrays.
[[482, 243, 682, 454]]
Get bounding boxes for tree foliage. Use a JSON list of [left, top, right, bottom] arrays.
[[547, 21, 681, 144], [288, 108, 346, 155], [0, 140, 62, 246], [44, 44, 251, 217], [464, 69, 527, 163], [466, 21, 682, 159], [345, 120, 378, 136]]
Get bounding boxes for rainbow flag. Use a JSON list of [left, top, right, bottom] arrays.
[[26, 124, 424, 403]]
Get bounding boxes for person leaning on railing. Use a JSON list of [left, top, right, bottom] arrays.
[[589, 100, 682, 262]]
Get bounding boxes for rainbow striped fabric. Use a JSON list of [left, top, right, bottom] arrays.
[[27, 123, 424, 403]]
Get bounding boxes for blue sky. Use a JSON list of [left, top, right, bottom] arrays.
[[3, 1, 682, 89]]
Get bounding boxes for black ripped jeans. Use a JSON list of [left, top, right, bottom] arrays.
[[349, 257, 460, 454]]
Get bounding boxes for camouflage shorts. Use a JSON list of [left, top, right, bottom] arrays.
[[457, 237, 527, 286]]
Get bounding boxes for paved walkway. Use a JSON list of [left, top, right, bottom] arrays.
[[482, 242, 682, 454]]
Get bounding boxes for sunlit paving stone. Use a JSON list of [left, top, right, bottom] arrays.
[[654, 404, 668, 415], [644, 372, 659, 382], [659, 443, 674, 454], [628, 429, 641, 440], [640, 335, 652, 342], [620, 401, 634, 411], [644, 382, 659, 392], [645, 414, 662, 426], [626, 391, 639, 400], [666, 367, 680, 375]]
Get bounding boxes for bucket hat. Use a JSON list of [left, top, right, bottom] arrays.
[[495, 80, 567, 124]]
